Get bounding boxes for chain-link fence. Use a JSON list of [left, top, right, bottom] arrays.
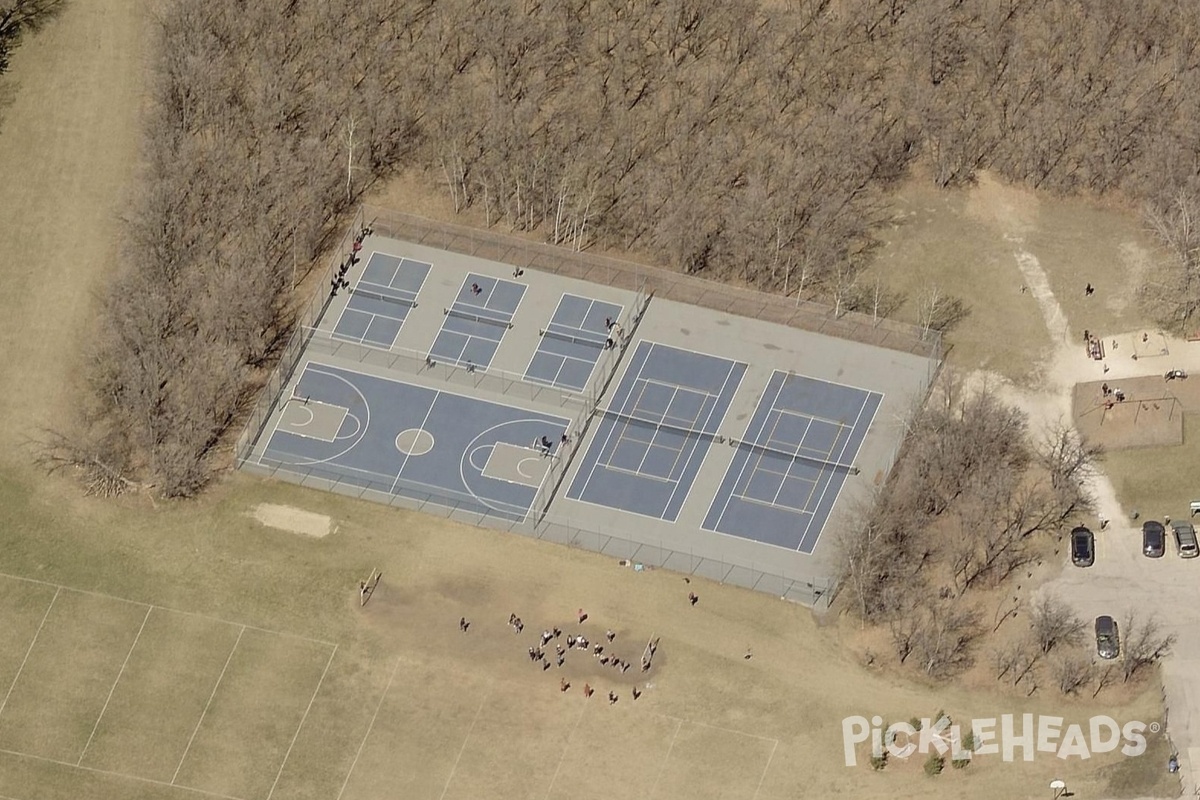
[[234, 208, 364, 465], [234, 205, 947, 608], [363, 205, 942, 360], [241, 455, 837, 607]]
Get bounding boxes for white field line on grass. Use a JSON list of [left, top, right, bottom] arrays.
[[173, 626, 246, 785], [436, 686, 491, 800], [541, 700, 588, 800], [265, 644, 339, 800], [646, 717, 683, 800], [751, 738, 780, 800], [78, 605, 153, 766], [0, 571, 336, 647], [0, 747, 246, 800], [336, 656, 403, 800], [0, 586, 59, 721]]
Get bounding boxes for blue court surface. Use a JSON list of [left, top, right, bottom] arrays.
[[703, 371, 881, 552], [262, 362, 569, 521], [524, 293, 624, 391], [566, 341, 746, 521], [333, 254, 431, 348], [428, 273, 526, 371]]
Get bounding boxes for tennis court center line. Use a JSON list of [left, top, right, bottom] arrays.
[[571, 341, 654, 500], [799, 389, 880, 554], [705, 369, 789, 533], [661, 358, 744, 518]]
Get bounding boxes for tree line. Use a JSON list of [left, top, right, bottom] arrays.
[[0, 1, 64, 80], [58, 0, 1200, 494], [839, 377, 1174, 692]]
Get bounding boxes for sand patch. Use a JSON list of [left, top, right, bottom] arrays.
[[251, 504, 334, 538]]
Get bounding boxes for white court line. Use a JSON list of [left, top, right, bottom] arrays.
[[646, 717, 684, 800], [661, 359, 745, 519], [769, 412, 813, 506], [571, 341, 655, 500], [751, 739, 781, 800], [541, 701, 588, 800], [173, 626, 246, 785], [799, 390, 880, 554], [0, 748, 246, 800], [0, 586, 59, 721], [390, 392, 439, 496], [722, 371, 789, 528], [335, 657, 402, 800], [78, 605, 153, 766], [0, 573, 337, 647], [266, 644, 338, 800], [268, 364, 371, 469], [436, 687, 491, 800]]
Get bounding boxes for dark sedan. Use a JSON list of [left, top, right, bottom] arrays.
[[1070, 526, 1094, 567], [1143, 521, 1166, 558]]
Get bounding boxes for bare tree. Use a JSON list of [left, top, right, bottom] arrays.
[[1051, 651, 1094, 695], [1036, 421, 1100, 520], [1030, 595, 1086, 655], [911, 599, 982, 678], [1141, 188, 1200, 333], [0, 0, 65, 74], [1121, 612, 1177, 683]]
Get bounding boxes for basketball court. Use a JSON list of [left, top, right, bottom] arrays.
[[263, 362, 570, 522]]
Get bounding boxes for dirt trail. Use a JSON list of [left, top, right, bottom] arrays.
[[963, 177, 1199, 799], [0, 1, 151, 460]]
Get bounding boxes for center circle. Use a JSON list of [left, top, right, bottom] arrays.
[[395, 428, 435, 456]]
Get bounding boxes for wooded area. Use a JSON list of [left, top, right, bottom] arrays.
[[0, 0, 63, 77], [54, 0, 1200, 494]]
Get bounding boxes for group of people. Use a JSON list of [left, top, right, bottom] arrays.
[[330, 225, 373, 298], [507, 608, 653, 705], [603, 317, 624, 350]]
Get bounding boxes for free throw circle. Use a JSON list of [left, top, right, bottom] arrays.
[[395, 428, 435, 456]]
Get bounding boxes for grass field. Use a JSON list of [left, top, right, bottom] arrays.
[[0, 3, 1181, 800]]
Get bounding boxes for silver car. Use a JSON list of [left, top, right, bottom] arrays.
[[1172, 521, 1199, 558], [1095, 615, 1120, 660]]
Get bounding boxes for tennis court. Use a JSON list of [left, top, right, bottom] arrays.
[[260, 361, 570, 521], [524, 293, 624, 391], [428, 273, 526, 371], [703, 371, 881, 552], [565, 341, 746, 521], [333, 253, 431, 348]]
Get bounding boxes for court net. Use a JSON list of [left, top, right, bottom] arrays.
[[350, 285, 417, 308], [600, 407, 859, 474], [445, 305, 514, 329], [540, 325, 609, 349]]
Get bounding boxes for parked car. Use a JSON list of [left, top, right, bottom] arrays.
[[1172, 521, 1199, 558], [1070, 526, 1095, 567], [1095, 615, 1120, 660], [1143, 520, 1166, 558]]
